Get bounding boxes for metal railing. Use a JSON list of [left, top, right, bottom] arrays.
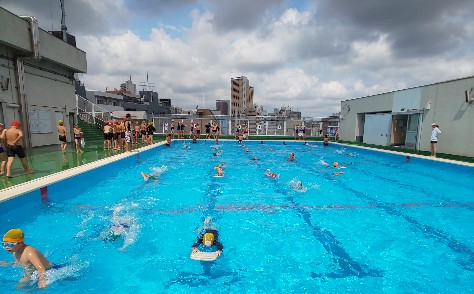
[[75, 94, 339, 139], [76, 94, 113, 128], [151, 115, 338, 138]]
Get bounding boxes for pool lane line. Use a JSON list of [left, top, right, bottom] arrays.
[[305, 162, 474, 272], [95, 201, 474, 217], [249, 144, 383, 279]]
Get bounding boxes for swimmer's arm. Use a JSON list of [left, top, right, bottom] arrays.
[[25, 249, 48, 288], [214, 241, 223, 252], [12, 130, 24, 145], [191, 236, 203, 251], [0, 260, 15, 266]]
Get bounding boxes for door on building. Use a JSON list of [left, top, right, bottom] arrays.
[[363, 113, 392, 146], [391, 115, 408, 146], [404, 113, 420, 148]]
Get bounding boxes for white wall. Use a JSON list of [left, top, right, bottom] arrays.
[[340, 76, 474, 157]]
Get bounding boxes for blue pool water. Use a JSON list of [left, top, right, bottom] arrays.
[[1, 141, 473, 293]]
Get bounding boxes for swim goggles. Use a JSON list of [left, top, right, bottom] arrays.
[[2, 241, 20, 248]]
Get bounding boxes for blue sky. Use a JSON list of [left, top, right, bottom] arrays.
[[2, 0, 474, 117]]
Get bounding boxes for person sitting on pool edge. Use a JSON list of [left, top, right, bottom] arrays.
[[2, 229, 57, 289], [165, 133, 171, 147], [323, 134, 329, 146], [191, 229, 223, 257]]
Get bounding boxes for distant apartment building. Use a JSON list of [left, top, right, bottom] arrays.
[[0, 8, 87, 147], [136, 90, 172, 116], [231, 76, 254, 117], [85, 91, 123, 112], [120, 77, 136, 94], [216, 100, 230, 115]]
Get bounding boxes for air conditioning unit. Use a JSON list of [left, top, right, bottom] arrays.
[[466, 89, 474, 103]]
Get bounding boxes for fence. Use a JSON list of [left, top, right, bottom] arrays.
[[151, 116, 334, 138], [75, 95, 338, 139]]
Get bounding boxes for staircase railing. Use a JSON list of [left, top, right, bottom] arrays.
[[76, 94, 113, 129]]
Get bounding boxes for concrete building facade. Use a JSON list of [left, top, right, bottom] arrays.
[[0, 8, 87, 147], [120, 78, 136, 94], [339, 76, 474, 157], [231, 76, 254, 117]]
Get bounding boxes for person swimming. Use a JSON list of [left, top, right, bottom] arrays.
[[287, 152, 296, 161], [102, 207, 138, 251], [191, 217, 223, 257], [214, 165, 224, 177], [104, 209, 130, 242], [141, 172, 157, 181], [213, 150, 223, 156], [289, 178, 306, 192], [265, 169, 277, 178]]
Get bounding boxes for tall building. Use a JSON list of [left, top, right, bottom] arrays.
[[216, 100, 230, 115], [120, 77, 136, 94], [231, 76, 254, 117]]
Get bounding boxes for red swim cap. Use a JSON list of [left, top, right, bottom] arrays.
[[10, 120, 20, 127]]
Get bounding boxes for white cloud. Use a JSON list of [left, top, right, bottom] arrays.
[[6, 0, 474, 117]]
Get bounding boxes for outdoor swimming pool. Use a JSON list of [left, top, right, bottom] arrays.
[[1, 140, 473, 293]]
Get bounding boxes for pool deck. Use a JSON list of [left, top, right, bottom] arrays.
[[1, 139, 473, 203], [0, 140, 164, 202]]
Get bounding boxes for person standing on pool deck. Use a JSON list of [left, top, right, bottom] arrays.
[[430, 123, 441, 157], [73, 124, 83, 153], [57, 120, 67, 153], [2, 229, 55, 289], [1, 121, 32, 177], [0, 122, 7, 176]]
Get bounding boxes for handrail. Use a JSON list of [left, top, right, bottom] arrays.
[[76, 94, 113, 126]]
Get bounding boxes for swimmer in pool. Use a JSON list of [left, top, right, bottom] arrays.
[[265, 169, 277, 178], [2, 229, 56, 288], [332, 171, 344, 176], [287, 152, 296, 161], [103, 209, 130, 242], [213, 150, 223, 156], [214, 165, 224, 177], [141, 172, 157, 181], [191, 217, 223, 256], [289, 178, 306, 192]]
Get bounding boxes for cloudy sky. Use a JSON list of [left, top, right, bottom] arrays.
[[2, 0, 474, 117]]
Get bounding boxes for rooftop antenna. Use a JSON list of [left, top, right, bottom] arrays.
[[60, 0, 67, 42]]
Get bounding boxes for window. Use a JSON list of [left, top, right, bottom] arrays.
[[97, 99, 104, 104], [113, 102, 118, 106]]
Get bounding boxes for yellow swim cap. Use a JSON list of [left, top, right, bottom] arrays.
[[58, 120, 63, 125], [333, 162, 339, 168], [3, 229, 24, 242], [203, 233, 214, 246]]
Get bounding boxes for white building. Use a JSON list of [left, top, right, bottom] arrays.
[[339, 76, 474, 157], [120, 77, 136, 95], [0, 8, 87, 147]]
